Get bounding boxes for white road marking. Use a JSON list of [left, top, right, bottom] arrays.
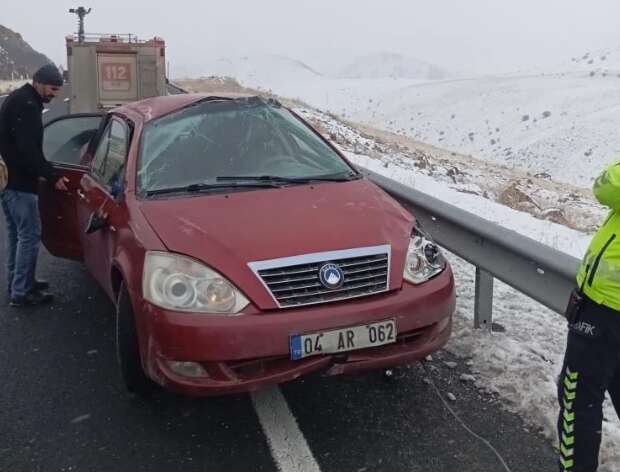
[[251, 387, 322, 472]]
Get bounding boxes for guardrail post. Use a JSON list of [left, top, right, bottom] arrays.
[[474, 268, 494, 330]]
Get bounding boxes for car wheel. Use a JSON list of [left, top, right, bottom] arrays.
[[116, 280, 156, 396]]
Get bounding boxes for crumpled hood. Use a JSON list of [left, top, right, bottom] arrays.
[[138, 180, 413, 309]]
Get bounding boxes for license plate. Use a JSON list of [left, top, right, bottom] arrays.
[[290, 319, 397, 360]]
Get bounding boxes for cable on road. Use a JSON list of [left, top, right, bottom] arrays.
[[421, 361, 513, 472]]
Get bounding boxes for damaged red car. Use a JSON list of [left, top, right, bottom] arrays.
[[40, 93, 455, 396]]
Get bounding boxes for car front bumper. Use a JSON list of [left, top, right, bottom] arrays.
[[139, 266, 455, 396]]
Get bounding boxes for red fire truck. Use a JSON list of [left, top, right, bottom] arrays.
[[65, 33, 167, 113]]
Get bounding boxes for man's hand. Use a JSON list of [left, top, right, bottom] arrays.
[[54, 176, 69, 191]]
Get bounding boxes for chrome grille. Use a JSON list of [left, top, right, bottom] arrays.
[[248, 245, 391, 308]]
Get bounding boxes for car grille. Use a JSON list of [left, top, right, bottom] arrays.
[[249, 245, 391, 308]]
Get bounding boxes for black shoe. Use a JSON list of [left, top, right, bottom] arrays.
[[33, 279, 49, 291], [9, 290, 54, 307]]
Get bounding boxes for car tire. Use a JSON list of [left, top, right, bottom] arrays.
[[116, 280, 156, 397]]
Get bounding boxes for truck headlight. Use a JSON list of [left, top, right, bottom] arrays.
[[403, 228, 446, 285], [143, 251, 250, 314]]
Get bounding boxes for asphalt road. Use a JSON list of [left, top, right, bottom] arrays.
[[0, 89, 559, 472]]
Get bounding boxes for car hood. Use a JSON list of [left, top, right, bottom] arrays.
[[137, 180, 413, 309]]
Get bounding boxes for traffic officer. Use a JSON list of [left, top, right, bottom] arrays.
[[0, 64, 69, 306], [558, 161, 620, 471]]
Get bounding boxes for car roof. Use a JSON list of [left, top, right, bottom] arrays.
[[114, 92, 258, 123]]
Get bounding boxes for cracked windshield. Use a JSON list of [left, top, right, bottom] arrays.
[[138, 98, 354, 193]]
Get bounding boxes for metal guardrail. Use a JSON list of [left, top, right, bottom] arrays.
[[362, 169, 581, 328]]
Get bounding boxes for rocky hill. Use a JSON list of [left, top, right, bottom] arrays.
[[0, 24, 53, 80]]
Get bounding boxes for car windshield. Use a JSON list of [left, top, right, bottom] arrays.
[[137, 97, 356, 194]]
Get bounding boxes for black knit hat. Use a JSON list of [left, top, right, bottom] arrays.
[[33, 64, 63, 86]]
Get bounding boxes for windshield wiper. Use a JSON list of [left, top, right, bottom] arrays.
[[216, 172, 362, 184], [145, 181, 281, 196]]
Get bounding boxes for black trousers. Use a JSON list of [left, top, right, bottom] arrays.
[[558, 295, 620, 471]]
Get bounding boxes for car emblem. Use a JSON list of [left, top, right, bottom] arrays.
[[318, 263, 345, 290]]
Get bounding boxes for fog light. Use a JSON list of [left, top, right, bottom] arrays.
[[167, 361, 209, 378]]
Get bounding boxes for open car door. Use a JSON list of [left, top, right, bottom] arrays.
[[40, 114, 103, 260]]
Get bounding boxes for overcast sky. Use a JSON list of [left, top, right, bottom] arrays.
[[4, 0, 620, 77]]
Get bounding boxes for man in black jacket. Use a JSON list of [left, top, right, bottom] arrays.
[[0, 64, 69, 306]]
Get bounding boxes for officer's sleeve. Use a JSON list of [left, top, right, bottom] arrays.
[[593, 162, 620, 210], [13, 102, 58, 183]]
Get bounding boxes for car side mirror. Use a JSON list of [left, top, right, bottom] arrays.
[[85, 210, 108, 234]]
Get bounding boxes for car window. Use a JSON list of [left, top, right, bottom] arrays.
[[137, 98, 354, 192], [91, 125, 111, 175], [91, 118, 129, 193], [43, 116, 102, 165]]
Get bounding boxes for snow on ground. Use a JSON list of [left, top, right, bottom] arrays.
[[347, 72, 620, 188], [447, 257, 620, 472], [563, 45, 620, 75]]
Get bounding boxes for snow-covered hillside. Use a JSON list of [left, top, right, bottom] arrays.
[[336, 52, 448, 80], [191, 52, 620, 188], [347, 71, 620, 187], [565, 45, 620, 75]]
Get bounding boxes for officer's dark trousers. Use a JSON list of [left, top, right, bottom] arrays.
[[558, 295, 620, 471]]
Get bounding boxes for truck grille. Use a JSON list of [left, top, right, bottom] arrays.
[[248, 245, 391, 308]]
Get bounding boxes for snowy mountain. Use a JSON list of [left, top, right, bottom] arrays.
[[0, 24, 53, 80], [336, 52, 448, 80]]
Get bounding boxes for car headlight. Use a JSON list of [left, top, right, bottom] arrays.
[[403, 227, 446, 285], [142, 251, 250, 314]]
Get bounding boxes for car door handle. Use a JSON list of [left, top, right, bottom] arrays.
[[76, 189, 86, 200]]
